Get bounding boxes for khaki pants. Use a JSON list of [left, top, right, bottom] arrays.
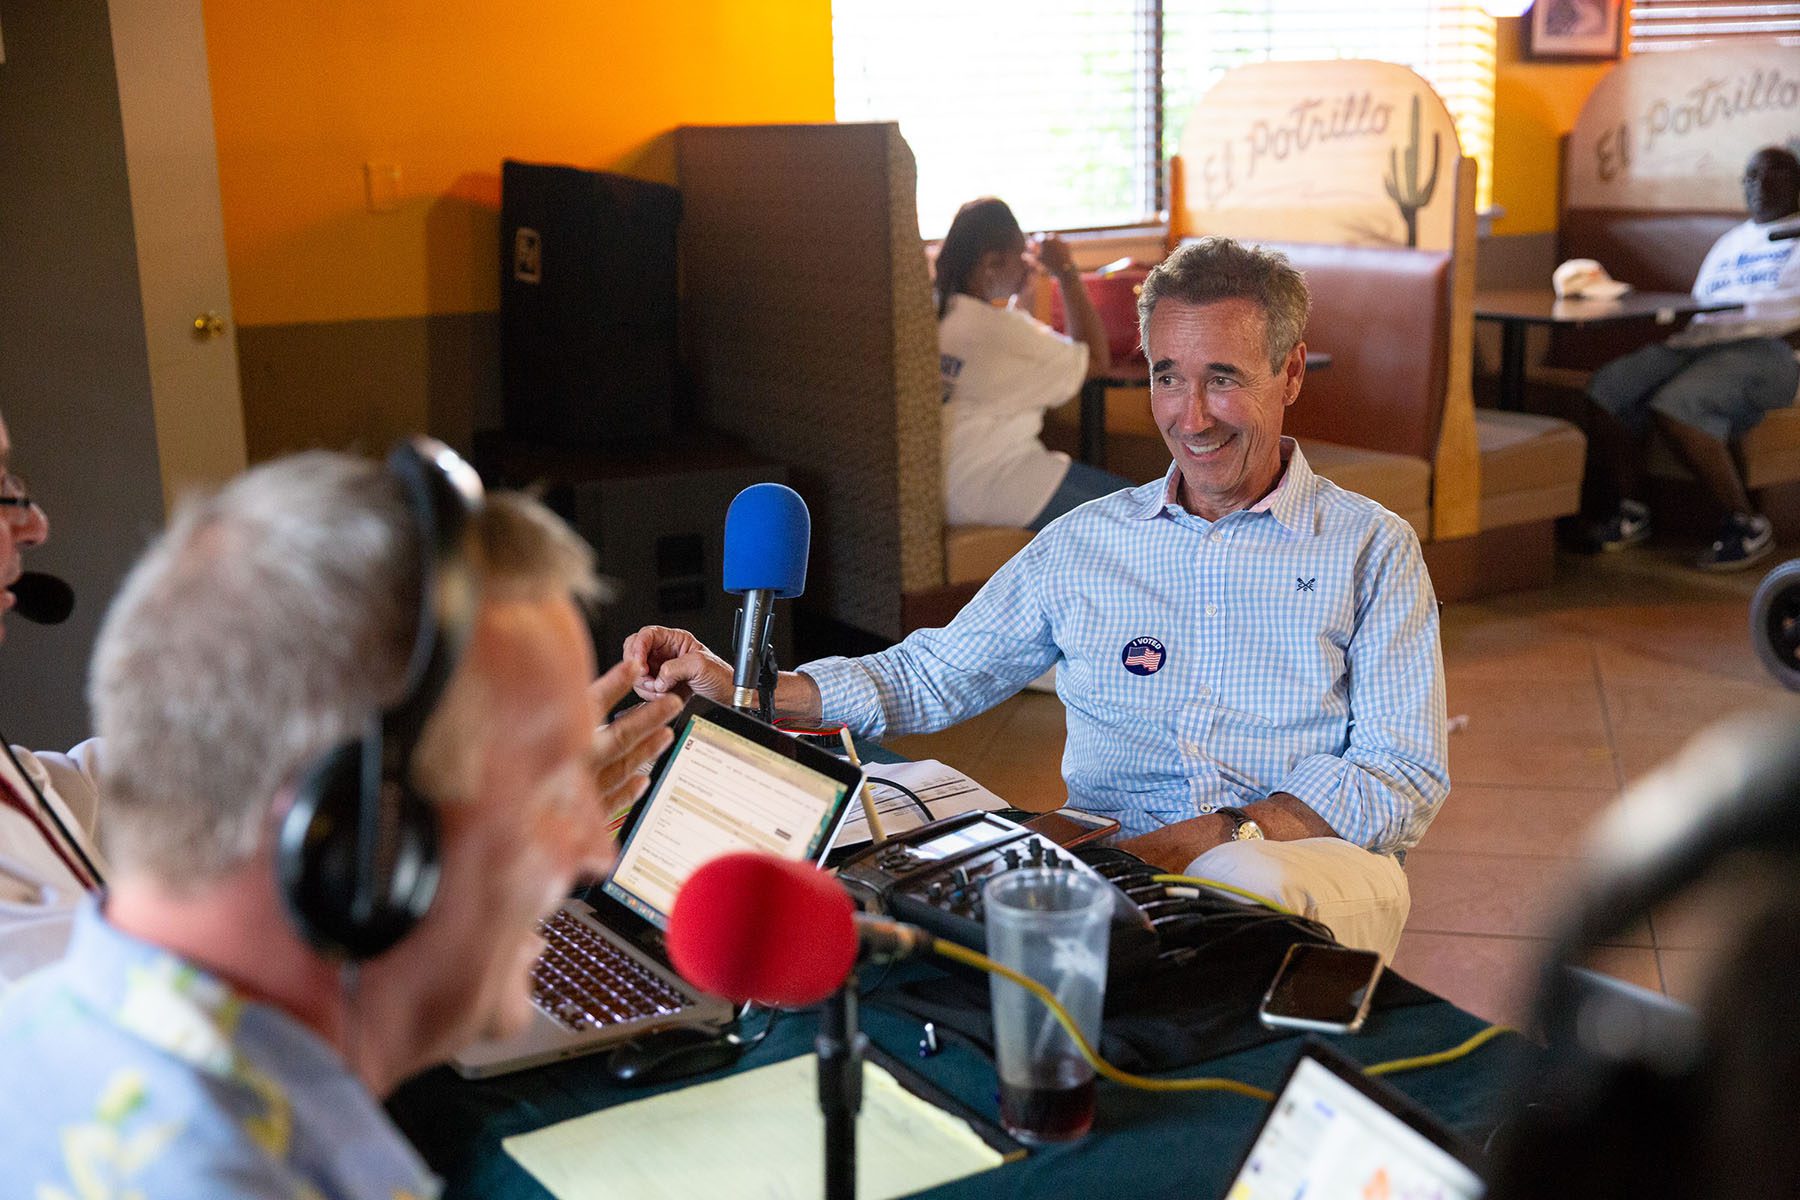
[[1182, 837, 1411, 961]]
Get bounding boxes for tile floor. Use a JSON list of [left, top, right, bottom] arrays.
[[889, 543, 1800, 1026]]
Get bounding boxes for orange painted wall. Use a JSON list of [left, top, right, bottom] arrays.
[[1490, 16, 1617, 236], [202, 1, 834, 327]]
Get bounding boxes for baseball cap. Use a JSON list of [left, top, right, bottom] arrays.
[[1552, 259, 1632, 300]]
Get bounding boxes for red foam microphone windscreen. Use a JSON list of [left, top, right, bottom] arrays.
[[666, 852, 860, 1006]]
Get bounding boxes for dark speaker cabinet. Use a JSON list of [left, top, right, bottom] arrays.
[[500, 160, 681, 449]]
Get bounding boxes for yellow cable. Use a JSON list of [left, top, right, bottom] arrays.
[[929, 939, 1515, 1102], [1364, 1023, 1516, 1076], [1151, 873, 1296, 915]]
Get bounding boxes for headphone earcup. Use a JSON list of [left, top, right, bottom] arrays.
[[277, 739, 442, 960]]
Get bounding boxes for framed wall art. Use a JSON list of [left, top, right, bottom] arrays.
[[1526, 0, 1624, 61]]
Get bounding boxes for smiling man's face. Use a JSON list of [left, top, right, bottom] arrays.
[[1147, 297, 1305, 521]]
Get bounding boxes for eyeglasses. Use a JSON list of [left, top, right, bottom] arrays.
[[0, 473, 42, 527]]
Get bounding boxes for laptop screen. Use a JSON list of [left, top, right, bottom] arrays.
[[602, 708, 853, 929], [1224, 1050, 1485, 1200]]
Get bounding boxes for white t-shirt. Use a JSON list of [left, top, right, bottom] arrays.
[[1671, 216, 1800, 349], [0, 738, 106, 984], [939, 294, 1089, 527]]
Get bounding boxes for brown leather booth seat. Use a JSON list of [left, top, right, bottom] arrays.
[[1262, 243, 1450, 464], [1267, 242, 1584, 547]]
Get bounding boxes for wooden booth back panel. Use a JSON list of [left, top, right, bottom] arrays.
[[677, 123, 943, 641]]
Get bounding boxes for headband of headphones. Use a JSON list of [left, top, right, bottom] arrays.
[[275, 438, 485, 960]]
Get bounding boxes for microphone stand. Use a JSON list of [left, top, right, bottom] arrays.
[[816, 979, 867, 1200]]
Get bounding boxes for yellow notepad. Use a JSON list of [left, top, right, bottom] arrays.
[[503, 1053, 1007, 1200]]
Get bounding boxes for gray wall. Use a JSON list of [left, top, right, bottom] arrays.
[[0, 0, 167, 749]]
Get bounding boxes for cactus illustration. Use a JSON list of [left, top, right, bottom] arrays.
[[1384, 94, 1441, 248]]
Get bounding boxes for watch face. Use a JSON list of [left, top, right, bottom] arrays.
[[1235, 820, 1265, 841]]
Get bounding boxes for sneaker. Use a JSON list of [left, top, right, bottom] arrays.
[[1696, 512, 1775, 573], [1589, 499, 1652, 553]]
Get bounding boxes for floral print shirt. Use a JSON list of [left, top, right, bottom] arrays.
[[0, 900, 439, 1200]]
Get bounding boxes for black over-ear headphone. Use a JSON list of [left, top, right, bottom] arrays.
[[276, 438, 485, 960]]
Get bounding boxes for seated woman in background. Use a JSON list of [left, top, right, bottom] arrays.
[[936, 198, 1133, 530]]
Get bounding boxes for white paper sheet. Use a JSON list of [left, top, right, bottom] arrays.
[[834, 759, 1009, 848]]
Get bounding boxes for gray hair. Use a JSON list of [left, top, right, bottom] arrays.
[[89, 450, 600, 885], [1137, 237, 1311, 373]]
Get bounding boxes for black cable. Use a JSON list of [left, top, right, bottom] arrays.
[[863, 776, 934, 824], [756, 641, 777, 727], [1156, 908, 1335, 969], [728, 1001, 787, 1053]]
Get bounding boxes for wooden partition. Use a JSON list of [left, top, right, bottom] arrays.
[[678, 123, 943, 641]]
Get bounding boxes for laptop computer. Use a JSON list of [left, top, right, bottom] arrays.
[[1222, 1038, 1487, 1200], [453, 695, 863, 1078]]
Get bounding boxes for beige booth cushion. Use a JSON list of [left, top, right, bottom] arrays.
[[1295, 440, 1432, 538], [945, 526, 1035, 585], [1473, 410, 1586, 529]]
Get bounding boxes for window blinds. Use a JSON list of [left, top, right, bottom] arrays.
[[1627, 1, 1800, 53], [833, 1, 1499, 234]]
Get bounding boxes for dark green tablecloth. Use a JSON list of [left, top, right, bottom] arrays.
[[393, 734, 1526, 1196], [388, 974, 1525, 1200]]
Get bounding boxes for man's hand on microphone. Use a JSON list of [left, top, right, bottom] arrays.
[[622, 625, 735, 705], [623, 624, 827, 725]]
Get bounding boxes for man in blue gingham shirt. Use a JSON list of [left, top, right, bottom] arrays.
[[628, 237, 1447, 957]]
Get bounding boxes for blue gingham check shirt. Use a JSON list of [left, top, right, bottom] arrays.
[[803, 441, 1448, 852]]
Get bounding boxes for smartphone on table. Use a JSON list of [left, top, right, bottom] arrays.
[[1258, 942, 1385, 1034]]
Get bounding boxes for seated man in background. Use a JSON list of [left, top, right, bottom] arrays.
[[629, 237, 1448, 960], [1580, 145, 1800, 572], [0, 449, 677, 1197], [0, 408, 109, 982]]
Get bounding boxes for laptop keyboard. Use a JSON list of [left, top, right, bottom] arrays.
[[530, 908, 693, 1032]]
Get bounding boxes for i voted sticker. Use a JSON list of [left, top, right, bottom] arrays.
[[1121, 636, 1166, 676]]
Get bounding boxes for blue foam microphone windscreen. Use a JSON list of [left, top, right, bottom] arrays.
[[723, 484, 810, 599]]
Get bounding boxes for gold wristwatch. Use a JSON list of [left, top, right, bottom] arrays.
[[1218, 807, 1265, 841]]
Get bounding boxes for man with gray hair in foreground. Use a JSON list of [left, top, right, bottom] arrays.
[[628, 237, 1447, 960], [0, 447, 679, 1198]]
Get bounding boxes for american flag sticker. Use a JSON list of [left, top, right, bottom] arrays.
[[1121, 636, 1166, 676]]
